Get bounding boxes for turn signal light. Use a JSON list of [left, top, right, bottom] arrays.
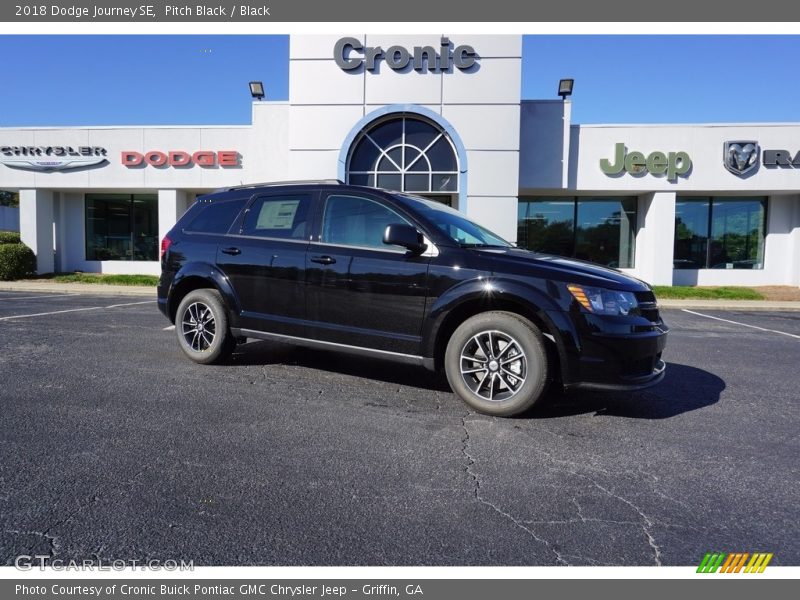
[[567, 284, 593, 311]]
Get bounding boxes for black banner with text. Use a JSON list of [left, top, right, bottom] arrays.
[[1, 0, 799, 22]]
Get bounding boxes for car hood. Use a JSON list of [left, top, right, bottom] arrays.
[[478, 247, 651, 291]]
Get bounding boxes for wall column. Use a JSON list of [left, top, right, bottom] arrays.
[[19, 189, 55, 274], [790, 197, 800, 286], [158, 190, 189, 247], [635, 191, 676, 286]]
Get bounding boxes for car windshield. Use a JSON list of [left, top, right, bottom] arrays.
[[395, 194, 512, 248]]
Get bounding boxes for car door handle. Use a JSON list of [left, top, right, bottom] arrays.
[[310, 255, 336, 265], [221, 247, 241, 256]]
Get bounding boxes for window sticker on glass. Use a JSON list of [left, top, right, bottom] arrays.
[[256, 200, 299, 230]]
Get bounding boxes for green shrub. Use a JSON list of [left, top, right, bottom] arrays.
[[0, 243, 37, 281], [0, 230, 21, 244]]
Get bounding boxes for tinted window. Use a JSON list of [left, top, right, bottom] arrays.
[[184, 199, 246, 234], [575, 198, 636, 268], [242, 195, 311, 240], [518, 198, 574, 257], [322, 195, 410, 249], [674, 198, 709, 269], [517, 197, 637, 268], [710, 198, 766, 269], [674, 197, 766, 269], [86, 194, 158, 261]]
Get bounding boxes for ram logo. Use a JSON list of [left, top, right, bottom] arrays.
[[723, 141, 760, 176]]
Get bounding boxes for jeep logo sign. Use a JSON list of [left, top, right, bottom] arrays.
[[334, 37, 478, 72], [600, 143, 692, 181]]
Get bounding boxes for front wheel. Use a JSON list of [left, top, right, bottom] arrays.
[[444, 311, 549, 416], [175, 289, 235, 364]]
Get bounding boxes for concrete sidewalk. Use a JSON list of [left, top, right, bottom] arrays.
[[1, 280, 799, 310], [0, 280, 155, 297]]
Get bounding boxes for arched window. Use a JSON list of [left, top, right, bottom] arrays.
[[346, 115, 459, 194]]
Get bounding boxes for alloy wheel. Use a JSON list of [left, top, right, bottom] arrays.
[[459, 330, 527, 402], [181, 302, 216, 352]]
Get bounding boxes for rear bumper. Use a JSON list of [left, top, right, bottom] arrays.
[[156, 277, 170, 320]]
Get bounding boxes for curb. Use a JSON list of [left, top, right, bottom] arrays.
[[659, 299, 800, 312], [0, 282, 156, 297]]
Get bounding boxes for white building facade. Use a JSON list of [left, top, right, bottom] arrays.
[[1, 34, 798, 286]]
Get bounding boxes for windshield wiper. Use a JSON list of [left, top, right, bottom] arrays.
[[458, 243, 508, 248]]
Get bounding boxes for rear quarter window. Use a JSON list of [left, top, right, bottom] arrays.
[[184, 198, 247, 234]]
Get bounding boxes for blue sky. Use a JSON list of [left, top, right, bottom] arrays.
[[1, 35, 798, 126]]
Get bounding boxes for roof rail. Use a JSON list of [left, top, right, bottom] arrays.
[[213, 179, 344, 193]]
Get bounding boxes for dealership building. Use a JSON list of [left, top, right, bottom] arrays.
[[1, 34, 799, 286]]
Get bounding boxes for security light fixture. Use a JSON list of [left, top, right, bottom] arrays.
[[558, 78, 574, 100], [249, 81, 265, 100]]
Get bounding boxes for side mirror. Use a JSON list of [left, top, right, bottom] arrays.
[[383, 223, 427, 255]]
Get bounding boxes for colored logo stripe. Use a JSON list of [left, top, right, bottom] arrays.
[[745, 553, 773, 573], [697, 552, 726, 573], [697, 552, 773, 573]]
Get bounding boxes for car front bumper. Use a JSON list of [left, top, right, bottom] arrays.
[[548, 309, 669, 391]]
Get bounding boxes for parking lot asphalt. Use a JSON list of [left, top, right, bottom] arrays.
[[0, 291, 797, 566]]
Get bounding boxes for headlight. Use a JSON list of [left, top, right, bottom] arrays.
[[567, 284, 639, 316]]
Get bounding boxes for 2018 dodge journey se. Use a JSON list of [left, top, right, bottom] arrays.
[[158, 180, 668, 416]]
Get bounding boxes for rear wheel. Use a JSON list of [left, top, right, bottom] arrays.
[[175, 289, 235, 364], [444, 311, 549, 416]]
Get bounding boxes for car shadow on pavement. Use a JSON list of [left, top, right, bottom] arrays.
[[532, 362, 725, 420], [230, 344, 724, 420], [228, 339, 453, 392]]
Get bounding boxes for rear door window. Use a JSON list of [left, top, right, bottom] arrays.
[[184, 198, 247, 235], [241, 194, 311, 240]]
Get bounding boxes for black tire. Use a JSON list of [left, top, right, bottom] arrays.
[[175, 289, 235, 365], [444, 311, 549, 416]]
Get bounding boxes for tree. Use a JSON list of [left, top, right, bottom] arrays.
[[0, 191, 19, 207]]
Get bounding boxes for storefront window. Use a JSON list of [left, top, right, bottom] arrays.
[[517, 198, 574, 259], [674, 198, 710, 269], [575, 198, 636, 268], [517, 197, 636, 268], [674, 197, 766, 269], [86, 194, 158, 261]]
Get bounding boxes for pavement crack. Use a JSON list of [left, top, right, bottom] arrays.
[[21, 464, 154, 562], [523, 498, 639, 527], [517, 429, 664, 565], [6, 529, 59, 558], [634, 468, 694, 512], [460, 414, 570, 566], [581, 479, 663, 566]]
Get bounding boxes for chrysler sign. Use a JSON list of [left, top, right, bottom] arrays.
[[334, 37, 478, 72], [0, 146, 108, 172]]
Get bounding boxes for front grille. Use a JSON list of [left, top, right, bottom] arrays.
[[635, 291, 660, 323]]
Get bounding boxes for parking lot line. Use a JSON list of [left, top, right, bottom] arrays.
[[681, 308, 800, 340], [0, 300, 154, 321], [0, 293, 79, 301]]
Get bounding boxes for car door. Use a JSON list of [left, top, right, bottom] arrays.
[[216, 191, 316, 335], [305, 191, 431, 356]]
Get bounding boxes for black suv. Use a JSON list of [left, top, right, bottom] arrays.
[[158, 181, 668, 416]]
